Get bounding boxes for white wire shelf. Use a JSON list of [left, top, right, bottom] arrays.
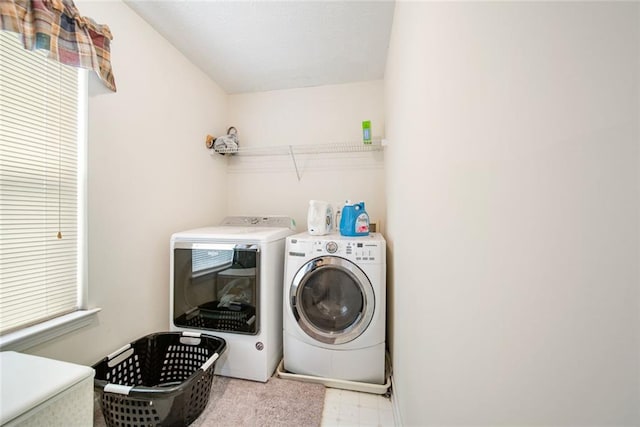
[[208, 140, 385, 181], [208, 140, 385, 157]]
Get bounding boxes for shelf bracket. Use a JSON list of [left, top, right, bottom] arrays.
[[288, 145, 301, 181]]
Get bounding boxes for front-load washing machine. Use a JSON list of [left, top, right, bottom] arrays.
[[283, 232, 386, 384], [170, 216, 296, 382]]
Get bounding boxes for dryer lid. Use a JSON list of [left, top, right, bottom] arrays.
[[171, 216, 296, 244], [220, 216, 295, 230]]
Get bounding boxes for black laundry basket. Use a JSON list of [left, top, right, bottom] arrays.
[[175, 301, 256, 333], [93, 332, 226, 427]]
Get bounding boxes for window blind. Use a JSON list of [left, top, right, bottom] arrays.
[[192, 249, 234, 274], [0, 31, 80, 335]]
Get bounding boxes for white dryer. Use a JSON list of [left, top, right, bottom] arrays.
[[283, 232, 386, 384], [170, 216, 296, 382]]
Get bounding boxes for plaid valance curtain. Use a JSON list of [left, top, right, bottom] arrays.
[[0, 0, 116, 91]]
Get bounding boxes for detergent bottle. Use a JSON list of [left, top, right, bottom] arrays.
[[339, 200, 370, 236]]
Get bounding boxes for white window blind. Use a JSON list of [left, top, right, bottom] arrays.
[[0, 31, 81, 335]]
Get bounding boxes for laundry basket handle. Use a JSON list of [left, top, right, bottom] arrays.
[[202, 352, 220, 372], [179, 331, 220, 372], [106, 343, 131, 361]]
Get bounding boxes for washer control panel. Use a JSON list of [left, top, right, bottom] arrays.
[[287, 234, 385, 264], [343, 241, 382, 263], [312, 239, 382, 263]]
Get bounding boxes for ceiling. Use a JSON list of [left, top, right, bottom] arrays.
[[125, 1, 395, 94]]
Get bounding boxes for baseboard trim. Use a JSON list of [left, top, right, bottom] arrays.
[[390, 374, 403, 426]]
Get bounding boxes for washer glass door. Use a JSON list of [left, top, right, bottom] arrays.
[[291, 256, 374, 344]]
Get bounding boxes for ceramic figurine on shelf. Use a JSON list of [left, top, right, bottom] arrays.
[[213, 126, 239, 155]]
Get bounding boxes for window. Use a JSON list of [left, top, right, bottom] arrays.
[[0, 30, 86, 336]]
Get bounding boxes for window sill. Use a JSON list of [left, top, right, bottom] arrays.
[[0, 308, 101, 352]]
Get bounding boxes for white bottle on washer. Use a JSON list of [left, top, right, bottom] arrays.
[[307, 200, 334, 235]]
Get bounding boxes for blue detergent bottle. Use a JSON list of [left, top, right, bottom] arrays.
[[339, 200, 370, 236]]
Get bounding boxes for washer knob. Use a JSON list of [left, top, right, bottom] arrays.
[[326, 241, 338, 253]]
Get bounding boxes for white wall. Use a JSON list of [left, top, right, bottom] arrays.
[[26, 0, 229, 365], [385, 2, 639, 425], [226, 81, 386, 231]]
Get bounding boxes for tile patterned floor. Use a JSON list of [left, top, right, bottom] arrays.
[[320, 388, 394, 427]]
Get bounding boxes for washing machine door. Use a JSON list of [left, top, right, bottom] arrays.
[[290, 256, 374, 345]]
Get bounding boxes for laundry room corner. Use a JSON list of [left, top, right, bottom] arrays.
[[4, 0, 636, 425]]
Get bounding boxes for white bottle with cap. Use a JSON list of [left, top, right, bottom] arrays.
[[307, 200, 334, 235]]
